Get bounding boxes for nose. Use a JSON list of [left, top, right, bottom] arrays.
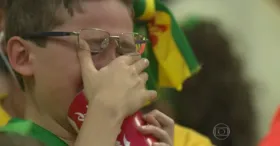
[[91, 44, 117, 70]]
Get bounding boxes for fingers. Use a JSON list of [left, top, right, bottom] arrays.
[[138, 90, 157, 108], [139, 72, 148, 83], [117, 54, 141, 65], [138, 125, 171, 144], [143, 114, 161, 128], [143, 90, 157, 102], [77, 40, 100, 93], [132, 58, 149, 74], [147, 110, 174, 128], [77, 40, 98, 74]]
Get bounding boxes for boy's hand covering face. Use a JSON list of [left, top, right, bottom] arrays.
[[77, 40, 157, 117]]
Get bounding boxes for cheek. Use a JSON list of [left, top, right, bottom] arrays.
[[33, 43, 82, 112], [36, 47, 81, 88]]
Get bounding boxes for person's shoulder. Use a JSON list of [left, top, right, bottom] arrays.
[[0, 132, 45, 146], [174, 124, 213, 146]]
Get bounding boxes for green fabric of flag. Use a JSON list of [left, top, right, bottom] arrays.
[[0, 118, 67, 146]]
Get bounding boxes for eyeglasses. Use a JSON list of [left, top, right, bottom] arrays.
[[22, 28, 148, 55]]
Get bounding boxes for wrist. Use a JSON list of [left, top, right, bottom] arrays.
[[75, 98, 124, 146], [88, 98, 125, 127], [88, 94, 127, 121]]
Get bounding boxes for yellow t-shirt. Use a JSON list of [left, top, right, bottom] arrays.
[[0, 93, 10, 126], [174, 124, 212, 146]]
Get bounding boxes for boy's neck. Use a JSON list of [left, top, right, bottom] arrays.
[[25, 96, 77, 145]]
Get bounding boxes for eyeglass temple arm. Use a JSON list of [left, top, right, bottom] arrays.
[[21, 31, 77, 39]]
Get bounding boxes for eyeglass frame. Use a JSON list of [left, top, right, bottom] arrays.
[[21, 28, 148, 55]]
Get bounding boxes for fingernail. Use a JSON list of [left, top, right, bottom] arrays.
[[143, 58, 149, 64], [151, 92, 158, 100]]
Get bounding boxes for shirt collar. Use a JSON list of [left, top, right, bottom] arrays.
[[0, 118, 68, 146]]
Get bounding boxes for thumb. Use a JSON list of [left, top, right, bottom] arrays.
[[77, 40, 98, 90]]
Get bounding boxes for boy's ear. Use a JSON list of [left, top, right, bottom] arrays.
[[6, 36, 34, 77]]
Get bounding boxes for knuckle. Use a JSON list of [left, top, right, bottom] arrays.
[[147, 125, 155, 130], [121, 62, 128, 69], [117, 61, 128, 70], [110, 59, 121, 67], [169, 118, 175, 125], [113, 57, 122, 63], [162, 129, 169, 137], [139, 89, 148, 99], [136, 76, 143, 84], [162, 113, 174, 125], [120, 58, 128, 65], [142, 72, 148, 78], [129, 66, 137, 74], [116, 56, 129, 64], [152, 109, 161, 115], [118, 55, 129, 60]]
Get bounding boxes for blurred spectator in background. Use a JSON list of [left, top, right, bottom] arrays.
[[176, 18, 256, 146], [0, 1, 6, 94], [0, 0, 4, 32], [0, 0, 10, 126], [146, 18, 256, 146]]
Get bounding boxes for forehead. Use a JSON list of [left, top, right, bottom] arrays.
[[56, 1, 133, 35]]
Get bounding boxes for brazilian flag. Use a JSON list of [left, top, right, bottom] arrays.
[[134, 0, 200, 92]]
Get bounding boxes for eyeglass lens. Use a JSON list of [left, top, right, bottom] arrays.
[[80, 29, 147, 55]]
